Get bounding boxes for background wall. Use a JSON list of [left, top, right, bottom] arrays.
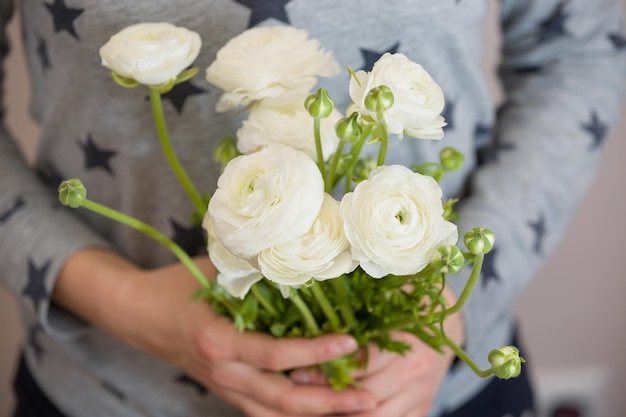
[[1, 2, 625, 416]]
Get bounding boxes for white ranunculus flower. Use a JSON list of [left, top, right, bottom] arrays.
[[205, 26, 340, 112], [340, 165, 458, 278], [202, 217, 262, 299], [258, 194, 357, 286], [349, 53, 446, 140], [237, 100, 342, 161], [99, 22, 201, 86], [208, 144, 325, 259]]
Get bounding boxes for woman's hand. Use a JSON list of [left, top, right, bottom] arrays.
[[290, 287, 465, 417], [53, 248, 377, 417]]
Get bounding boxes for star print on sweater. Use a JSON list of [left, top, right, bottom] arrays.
[[23, 259, 51, 313], [608, 32, 626, 50], [162, 81, 209, 114], [44, 0, 84, 40], [442, 99, 456, 131], [528, 213, 546, 255], [170, 219, 207, 257], [175, 374, 209, 396], [0, 195, 26, 224], [100, 379, 127, 403], [77, 135, 117, 175], [234, 0, 292, 27], [481, 247, 501, 287], [582, 111, 608, 150], [359, 42, 400, 71], [536, 1, 569, 43], [36, 36, 52, 71]]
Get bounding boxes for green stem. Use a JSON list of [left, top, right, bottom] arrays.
[[251, 284, 279, 317], [149, 89, 206, 216], [325, 141, 346, 193], [437, 328, 493, 378], [288, 288, 320, 335], [332, 278, 357, 330], [313, 118, 327, 183], [376, 116, 389, 167], [81, 199, 210, 288], [344, 133, 368, 193], [310, 282, 342, 330], [444, 253, 483, 316]]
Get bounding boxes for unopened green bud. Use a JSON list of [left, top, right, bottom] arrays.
[[431, 245, 465, 274], [440, 147, 464, 172], [353, 157, 377, 181], [305, 88, 334, 118], [488, 346, 525, 379], [464, 227, 495, 254], [364, 85, 394, 113], [58, 179, 86, 208], [335, 112, 362, 143]]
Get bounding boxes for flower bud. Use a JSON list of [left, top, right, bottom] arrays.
[[488, 346, 525, 379], [440, 147, 464, 172], [335, 112, 362, 143], [364, 85, 394, 113], [431, 245, 465, 274], [305, 88, 334, 118], [58, 179, 87, 208], [464, 227, 495, 255]]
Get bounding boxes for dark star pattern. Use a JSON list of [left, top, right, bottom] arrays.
[[527, 213, 546, 254], [537, 2, 569, 43], [175, 374, 209, 396], [23, 259, 51, 313], [28, 324, 45, 363], [476, 133, 515, 165], [36, 37, 52, 71], [442, 99, 455, 131], [162, 81, 208, 114], [481, 247, 501, 287], [100, 379, 127, 402], [0, 196, 26, 225], [359, 42, 400, 72], [44, 0, 85, 40], [171, 219, 207, 257], [234, 0, 292, 27], [512, 65, 543, 75], [78, 135, 117, 175], [582, 111, 608, 150], [609, 32, 626, 50]]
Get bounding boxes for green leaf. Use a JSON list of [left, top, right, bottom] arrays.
[[175, 67, 199, 84], [110, 72, 140, 88]]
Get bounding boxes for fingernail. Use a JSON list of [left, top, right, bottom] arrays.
[[334, 337, 358, 355], [290, 370, 310, 384]]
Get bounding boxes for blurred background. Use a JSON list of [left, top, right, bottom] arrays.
[[1, 2, 625, 416]]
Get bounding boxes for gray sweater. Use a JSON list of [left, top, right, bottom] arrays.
[[1, 0, 625, 416]]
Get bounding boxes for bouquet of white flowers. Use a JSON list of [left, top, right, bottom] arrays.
[[59, 23, 523, 389]]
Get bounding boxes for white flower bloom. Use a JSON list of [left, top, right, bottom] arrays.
[[202, 217, 262, 299], [340, 165, 458, 278], [237, 100, 342, 161], [99, 22, 201, 86], [349, 53, 446, 139], [208, 144, 325, 259], [258, 194, 357, 286], [205, 26, 340, 112]]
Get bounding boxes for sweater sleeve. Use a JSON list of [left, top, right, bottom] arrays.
[[447, 0, 626, 359], [0, 1, 112, 339]]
